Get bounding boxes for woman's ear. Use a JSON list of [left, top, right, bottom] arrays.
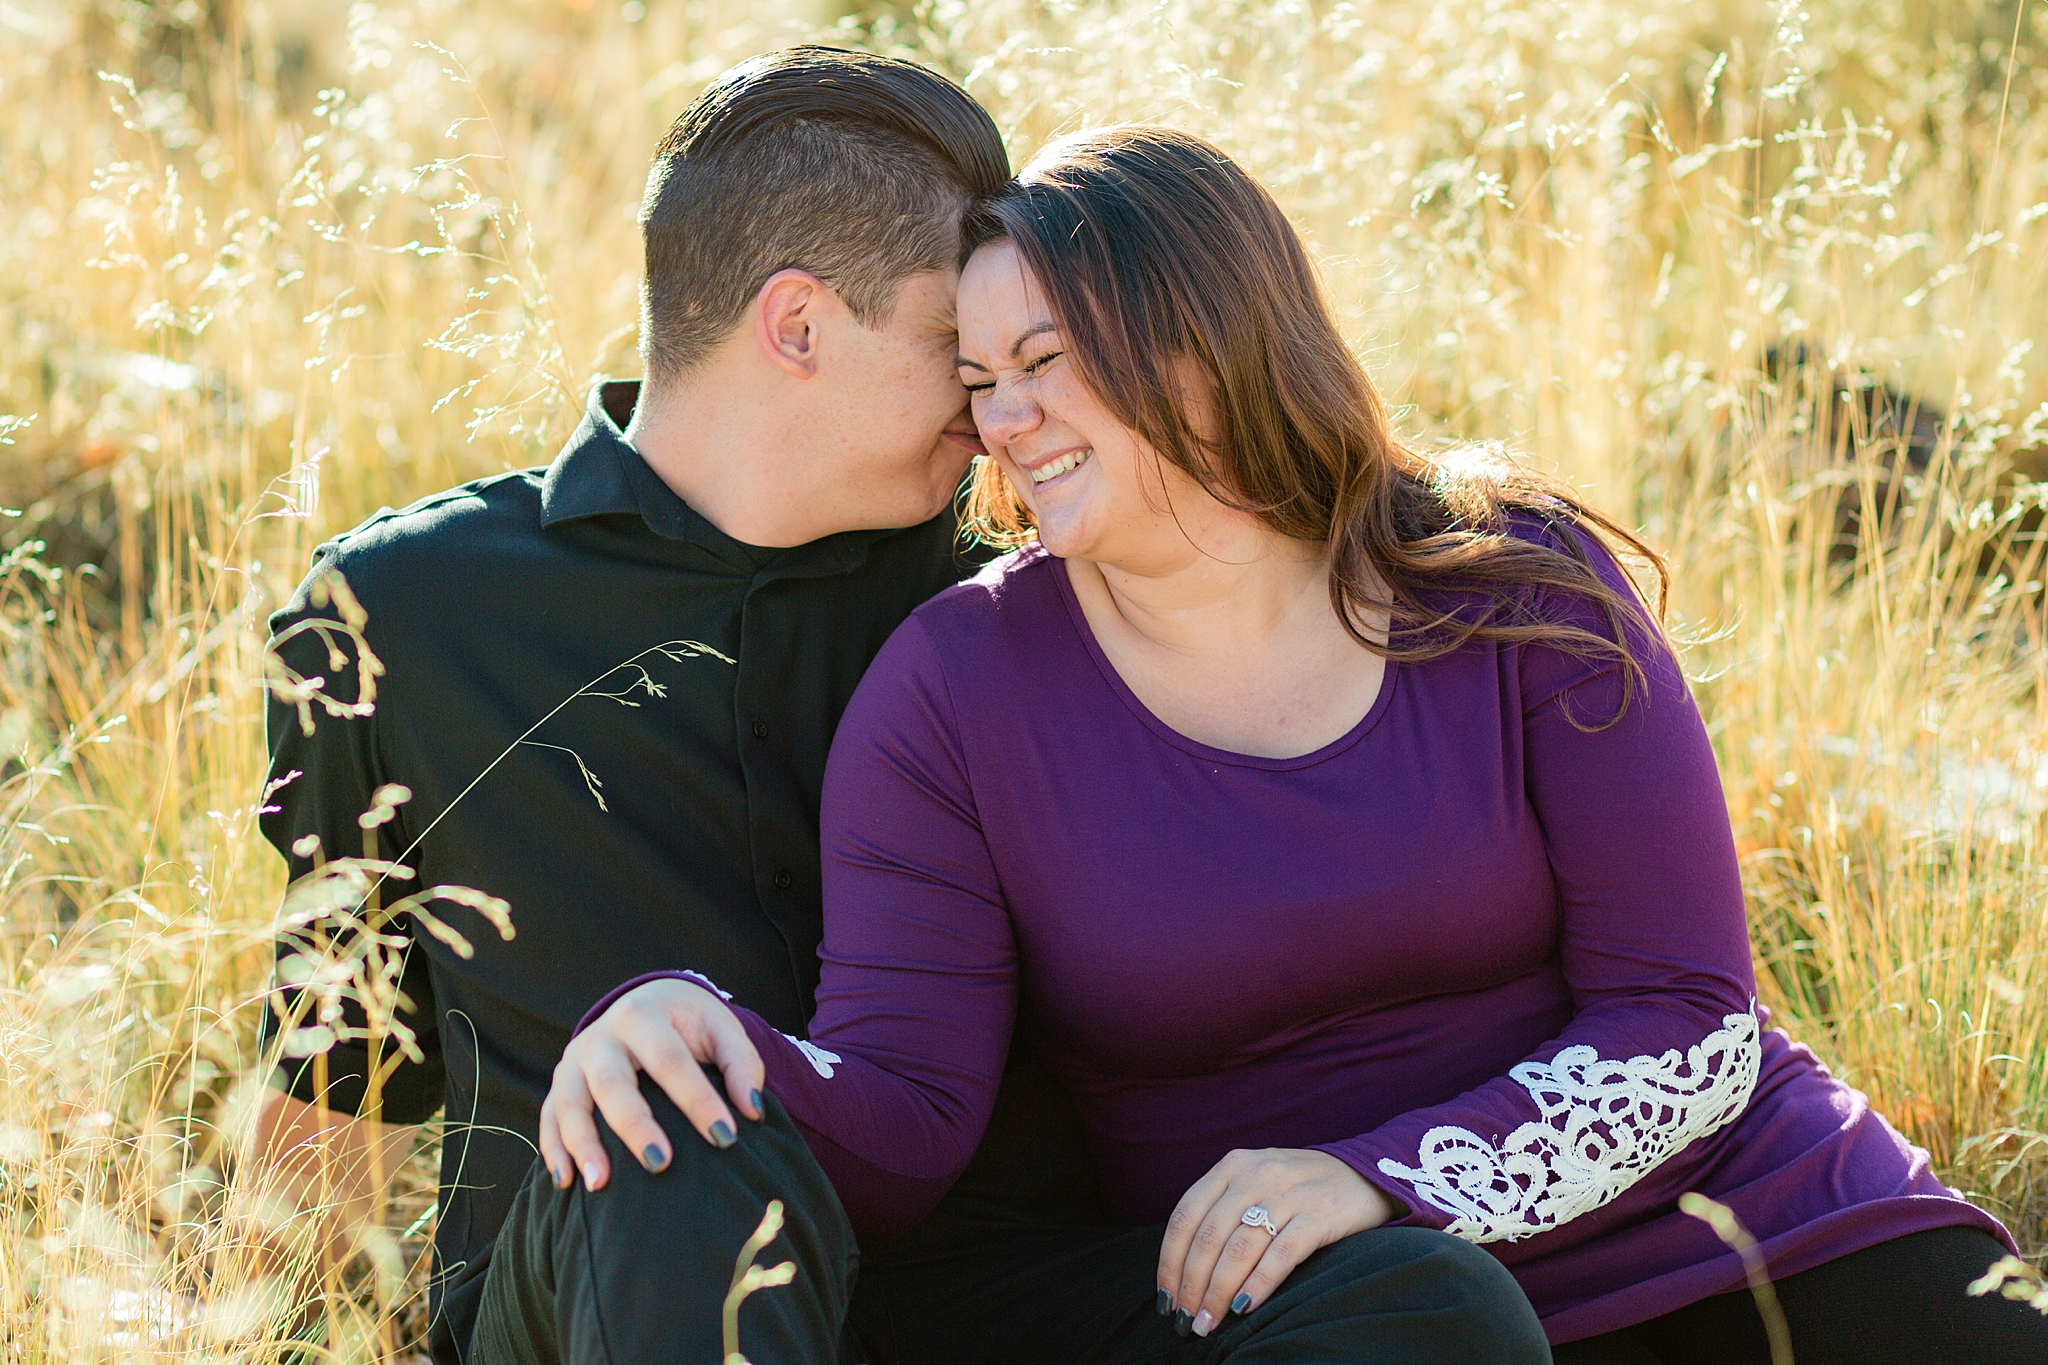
[[753, 269, 826, 378]]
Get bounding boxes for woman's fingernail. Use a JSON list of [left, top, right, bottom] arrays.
[[1192, 1310, 1216, 1337], [1154, 1288, 1173, 1317], [642, 1143, 669, 1172], [551, 1164, 569, 1189], [1231, 1292, 1252, 1315], [709, 1120, 736, 1149], [750, 1089, 764, 1117], [580, 1162, 601, 1188], [1172, 1309, 1192, 1337]]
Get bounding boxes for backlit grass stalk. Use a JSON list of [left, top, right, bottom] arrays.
[[722, 1200, 798, 1365], [1680, 1193, 1795, 1365]]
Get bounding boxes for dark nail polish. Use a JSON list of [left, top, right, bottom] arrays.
[[750, 1089, 764, 1117], [552, 1165, 569, 1189], [1155, 1289, 1173, 1317], [1231, 1292, 1252, 1315], [1173, 1309, 1192, 1338], [709, 1120, 736, 1149], [642, 1143, 669, 1172]]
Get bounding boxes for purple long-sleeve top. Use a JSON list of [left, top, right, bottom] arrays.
[[591, 517, 2009, 1340]]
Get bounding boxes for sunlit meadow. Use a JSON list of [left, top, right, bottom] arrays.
[[2, 0, 2046, 1357]]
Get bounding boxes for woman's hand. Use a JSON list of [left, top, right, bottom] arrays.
[[538, 978, 766, 1192], [1157, 1147, 1400, 1336]]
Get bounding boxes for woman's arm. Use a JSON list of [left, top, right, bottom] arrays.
[[541, 617, 1020, 1244], [1321, 519, 1761, 1243]]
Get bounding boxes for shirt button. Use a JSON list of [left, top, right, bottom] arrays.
[[752, 720, 770, 739], [773, 870, 792, 889]]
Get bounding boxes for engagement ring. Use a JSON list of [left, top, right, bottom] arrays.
[[1240, 1205, 1281, 1236]]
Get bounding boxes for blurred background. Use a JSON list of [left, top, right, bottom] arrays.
[[1, 0, 2044, 1357]]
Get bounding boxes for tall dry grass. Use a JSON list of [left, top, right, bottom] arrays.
[[1, 0, 2044, 1357]]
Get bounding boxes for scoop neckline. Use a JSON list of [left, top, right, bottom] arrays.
[[1040, 547, 1400, 772]]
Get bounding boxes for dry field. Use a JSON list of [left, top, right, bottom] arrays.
[[2, 0, 2046, 1357]]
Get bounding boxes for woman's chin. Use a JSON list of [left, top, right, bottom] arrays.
[[1032, 517, 1094, 561]]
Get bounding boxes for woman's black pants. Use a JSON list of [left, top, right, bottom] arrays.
[[1552, 1223, 2048, 1364], [467, 1075, 1550, 1364]]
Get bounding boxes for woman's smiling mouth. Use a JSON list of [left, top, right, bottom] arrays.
[[1026, 448, 1093, 485]]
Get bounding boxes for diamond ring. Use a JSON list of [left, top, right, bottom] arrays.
[[1240, 1204, 1281, 1236]]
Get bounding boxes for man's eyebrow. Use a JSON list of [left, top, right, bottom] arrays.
[[954, 320, 1059, 372]]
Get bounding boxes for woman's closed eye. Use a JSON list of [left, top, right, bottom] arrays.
[[959, 350, 1064, 395]]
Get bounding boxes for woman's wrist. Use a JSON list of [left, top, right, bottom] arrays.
[[572, 968, 723, 1037], [1355, 1174, 1406, 1229]]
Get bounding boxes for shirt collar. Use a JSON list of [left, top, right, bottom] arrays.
[[538, 380, 644, 528], [540, 380, 885, 577]]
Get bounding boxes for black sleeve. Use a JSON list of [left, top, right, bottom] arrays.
[[257, 548, 446, 1123]]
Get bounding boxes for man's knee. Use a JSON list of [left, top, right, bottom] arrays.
[[495, 1072, 844, 1268], [479, 1074, 858, 1365], [579, 1072, 850, 1252]]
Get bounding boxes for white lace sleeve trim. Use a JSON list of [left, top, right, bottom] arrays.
[[778, 1033, 842, 1080], [1375, 1008, 1762, 1244]]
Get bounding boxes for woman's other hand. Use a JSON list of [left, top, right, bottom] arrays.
[[1157, 1148, 1400, 1336], [538, 977, 767, 1192]]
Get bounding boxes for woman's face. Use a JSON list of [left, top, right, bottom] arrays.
[[956, 241, 1207, 568]]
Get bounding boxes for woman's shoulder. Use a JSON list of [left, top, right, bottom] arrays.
[[908, 541, 1067, 644], [855, 543, 1066, 693], [1399, 503, 1601, 626], [1497, 502, 1610, 562], [836, 544, 1067, 759], [1484, 504, 1683, 713], [1475, 503, 1652, 622]]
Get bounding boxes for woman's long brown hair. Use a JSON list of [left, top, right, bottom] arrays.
[[962, 125, 1670, 723]]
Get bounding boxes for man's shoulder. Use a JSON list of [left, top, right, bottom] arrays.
[[317, 467, 545, 568], [273, 468, 544, 629], [852, 505, 995, 595]]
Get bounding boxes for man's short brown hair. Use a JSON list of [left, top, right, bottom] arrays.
[[638, 46, 1009, 385]]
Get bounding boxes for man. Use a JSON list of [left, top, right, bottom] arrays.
[[254, 45, 1546, 1365], [253, 46, 1059, 1362]]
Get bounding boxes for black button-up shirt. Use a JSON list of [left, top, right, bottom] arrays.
[[260, 381, 985, 1303]]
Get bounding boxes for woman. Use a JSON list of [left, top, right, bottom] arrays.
[[546, 127, 2039, 1361]]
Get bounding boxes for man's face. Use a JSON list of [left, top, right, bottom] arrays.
[[816, 268, 985, 530]]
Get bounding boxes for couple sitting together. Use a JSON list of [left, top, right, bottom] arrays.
[[254, 45, 2040, 1365]]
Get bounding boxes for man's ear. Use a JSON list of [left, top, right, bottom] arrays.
[[753, 269, 827, 379]]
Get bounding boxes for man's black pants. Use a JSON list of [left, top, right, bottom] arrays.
[[467, 1077, 1551, 1364]]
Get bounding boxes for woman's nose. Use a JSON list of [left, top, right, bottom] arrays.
[[974, 382, 1042, 447]]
